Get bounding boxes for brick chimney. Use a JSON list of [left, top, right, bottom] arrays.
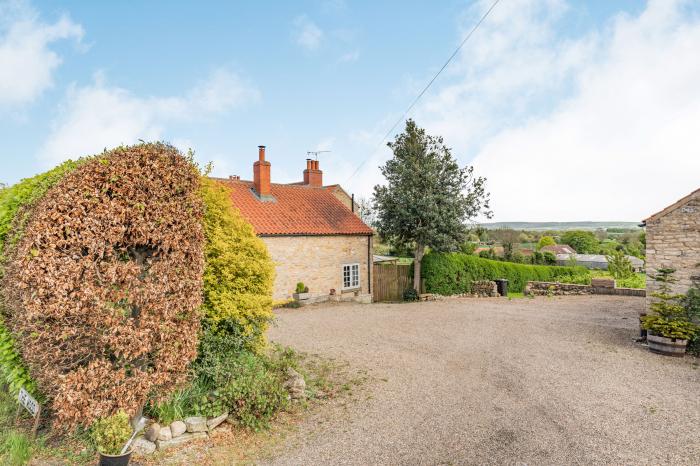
[[253, 145, 271, 197], [303, 158, 323, 187]]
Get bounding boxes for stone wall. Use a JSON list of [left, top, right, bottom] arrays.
[[471, 280, 498, 297], [525, 282, 593, 296], [262, 234, 372, 301], [524, 281, 646, 297], [645, 192, 700, 307]]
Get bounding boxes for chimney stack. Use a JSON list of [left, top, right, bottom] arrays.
[[253, 145, 271, 197], [303, 158, 323, 187]]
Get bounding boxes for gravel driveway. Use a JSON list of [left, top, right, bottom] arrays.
[[266, 296, 699, 466]]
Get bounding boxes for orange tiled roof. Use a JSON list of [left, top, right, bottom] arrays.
[[219, 179, 374, 236]]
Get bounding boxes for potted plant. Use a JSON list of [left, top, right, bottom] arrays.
[[292, 282, 311, 301], [641, 268, 700, 357], [91, 410, 134, 466]]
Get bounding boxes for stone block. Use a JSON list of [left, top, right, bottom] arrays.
[[132, 437, 156, 455], [156, 432, 207, 450], [185, 416, 208, 433], [170, 420, 187, 438]]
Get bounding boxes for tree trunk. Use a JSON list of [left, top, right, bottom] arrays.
[[413, 244, 425, 292]]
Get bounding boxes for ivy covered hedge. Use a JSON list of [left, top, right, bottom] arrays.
[[422, 252, 589, 295], [0, 160, 84, 397]]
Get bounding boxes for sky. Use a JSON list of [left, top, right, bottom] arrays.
[[1, 0, 699, 222]]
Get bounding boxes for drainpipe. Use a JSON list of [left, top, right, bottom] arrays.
[[367, 235, 371, 294]]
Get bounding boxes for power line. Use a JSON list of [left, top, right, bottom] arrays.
[[345, 0, 501, 184]]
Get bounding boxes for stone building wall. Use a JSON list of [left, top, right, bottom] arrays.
[[262, 234, 372, 301], [645, 192, 700, 306]]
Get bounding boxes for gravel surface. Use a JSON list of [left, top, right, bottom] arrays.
[[266, 296, 700, 466]]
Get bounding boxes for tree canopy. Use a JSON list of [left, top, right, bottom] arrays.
[[372, 119, 491, 290], [561, 230, 599, 254]]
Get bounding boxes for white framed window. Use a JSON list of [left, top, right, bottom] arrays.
[[342, 263, 360, 290]]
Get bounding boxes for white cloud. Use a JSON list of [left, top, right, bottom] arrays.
[[39, 69, 259, 165], [0, 0, 83, 107], [354, 0, 700, 222], [293, 15, 323, 51], [337, 49, 359, 63]]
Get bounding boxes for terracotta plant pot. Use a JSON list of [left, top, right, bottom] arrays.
[[647, 334, 687, 357], [98, 450, 132, 466]]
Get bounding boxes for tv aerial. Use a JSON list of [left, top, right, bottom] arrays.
[[306, 150, 331, 160]]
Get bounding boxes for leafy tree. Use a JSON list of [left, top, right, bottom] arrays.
[[373, 119, 491, 291], [561, 230, 599, 254], [606, 250, 633, 279], [537, 236, 556, 250]]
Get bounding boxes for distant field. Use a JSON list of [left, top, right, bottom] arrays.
[[480, 221, 642, 231]]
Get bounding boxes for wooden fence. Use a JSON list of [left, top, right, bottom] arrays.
[[373, 264, 412, 302]]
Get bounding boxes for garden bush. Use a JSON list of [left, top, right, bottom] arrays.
[[1, 143, 205, 428], [199, 177, 274, 353], [422, 252, 589, 295]]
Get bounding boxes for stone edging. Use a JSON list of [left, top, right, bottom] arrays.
[[524, 281, 645, 297]]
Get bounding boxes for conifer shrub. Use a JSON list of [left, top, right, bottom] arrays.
[[422, 252, 589, 295], [198, 177, 274, 353], [1, 143, 205, 428]]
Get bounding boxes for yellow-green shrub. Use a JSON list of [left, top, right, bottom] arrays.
[[199, 177, 274, 352]]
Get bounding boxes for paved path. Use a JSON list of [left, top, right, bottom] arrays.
[[266, 296, 699, 465]]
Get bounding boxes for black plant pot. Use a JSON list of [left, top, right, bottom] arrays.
[[98, 450, 132, 466]]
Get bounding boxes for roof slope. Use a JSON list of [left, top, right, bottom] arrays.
[[220, 179, 374, 236], [644, 188, 700, 223]]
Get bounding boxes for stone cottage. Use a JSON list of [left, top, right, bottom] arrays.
[[643, 188, 700, 302], [219, 146, 374, 302]]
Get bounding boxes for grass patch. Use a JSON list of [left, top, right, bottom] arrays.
[[507, 292, 525, 299]]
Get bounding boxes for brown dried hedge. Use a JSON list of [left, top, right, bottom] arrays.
[[1, 143, 205, 428]]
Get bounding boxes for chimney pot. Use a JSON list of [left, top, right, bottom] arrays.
[[258, 145, 266, 161], [303, 158, 323, 187]]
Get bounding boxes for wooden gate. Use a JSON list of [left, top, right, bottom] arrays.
[[372, 264, 412, 302]]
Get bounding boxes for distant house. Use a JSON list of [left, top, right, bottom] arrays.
[[555, 253, 644, 271], [540, 244, 576, 255], [219, 146, 374, 302], [643, 188, 700, 300]]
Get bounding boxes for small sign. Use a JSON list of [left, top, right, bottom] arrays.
[[18, 387, 40, 417], [16, 387, 41, 437]]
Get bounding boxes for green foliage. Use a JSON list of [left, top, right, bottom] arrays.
[[606, 250, 634, 279], [561, 230, 599, 254], [215, 352, 289, 431], [295, 282, 308, 294], [537, 236, 556, 250], [0, 430, 34, 466], [90, 411, 131, 456], [199, 177, 275, 353], [144, 379, 210, 425], [459, 242, 477, 255], [422, 252, 589, 295], [479, 248, 496, 260], [641, 268, 700, 340], [372, 119, 491, 290], [542, 251, 556, 265], [0, 160, 82, 399], [403, 288, 419, 302]]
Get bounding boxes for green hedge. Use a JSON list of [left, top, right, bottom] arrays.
[[422, 252, 590, 295]]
